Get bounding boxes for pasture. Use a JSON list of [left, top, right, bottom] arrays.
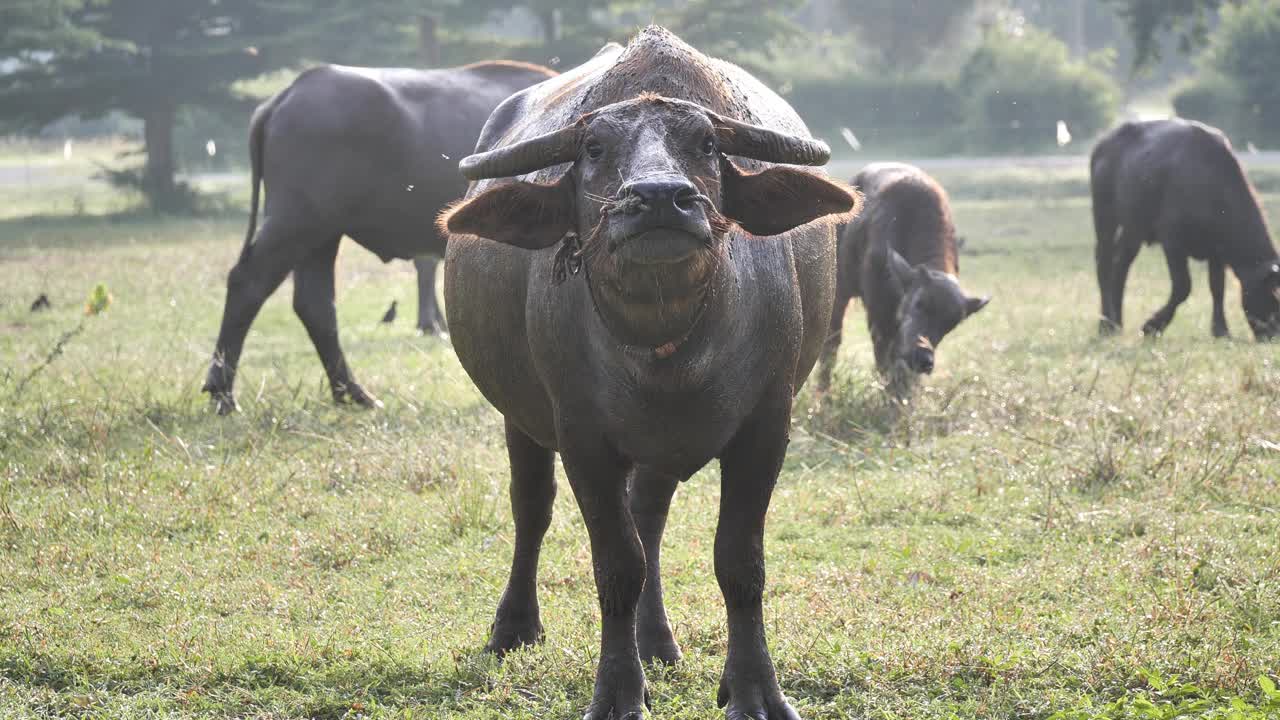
[[1, 153, 1278, 719]]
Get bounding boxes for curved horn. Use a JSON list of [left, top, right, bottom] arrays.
[[710, 113, 831, 166], [458, 98, 832, 179], [459, 124, 581, 181]]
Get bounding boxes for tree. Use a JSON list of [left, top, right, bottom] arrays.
[[450, 1, 805, 74], [1174, 0, 1280, 145], [835, 0, 980, 71], [443, 0, 614, 67], [1105, 0, 1240, 69], [1013, 0, 1124, 59], [0, 0, 428, 211], [655, 0, 805, 69]]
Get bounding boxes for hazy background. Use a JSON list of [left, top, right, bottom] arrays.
[[3, 5, 1279, 718], [1, 0, 1275, 214]]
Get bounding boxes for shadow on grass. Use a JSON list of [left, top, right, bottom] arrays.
[[0, 645, 521, 718]]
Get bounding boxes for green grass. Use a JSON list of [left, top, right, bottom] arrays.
[[0, 137, 245, 221], [1, 175, 1278, 719]]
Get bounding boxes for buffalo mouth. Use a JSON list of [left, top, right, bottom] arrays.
[[610, 228, 708, 266]]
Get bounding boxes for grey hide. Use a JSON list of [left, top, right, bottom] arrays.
[[203, 60, 555, 414]]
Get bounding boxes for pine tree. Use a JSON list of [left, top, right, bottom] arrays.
[[0, 0, 429, 211]]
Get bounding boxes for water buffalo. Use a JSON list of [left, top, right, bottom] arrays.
[[440, 28, 858, 720], [1092, 119, 1280, 340], [202, 60, 555, 414], [818, 163, 988, 396]]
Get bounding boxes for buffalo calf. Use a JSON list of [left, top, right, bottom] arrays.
[[818, 163, 988, 396]]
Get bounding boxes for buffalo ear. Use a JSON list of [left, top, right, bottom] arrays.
[[966, 295, 991, 316], [885, 248, 915, 286], [721, 161, 861, 237], [438, 176, 575, 250]]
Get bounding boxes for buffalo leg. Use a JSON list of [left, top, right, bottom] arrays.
[[413, 255, 448, 336], [816, 289, 851, 393], [1209, 258, 1229, 338], [292, 238, 378, 408], [1104, 234, 1142, 335], [1095, 233, 1116, 334], [715, 387, 800, 720], [629, 466, 682, 665], [1092, 183, 1121, 334], [203, 218, 298, 414], [1143, 247, 1192, 336], [486, 419, 556, 655], [561, 438, 647, 720]]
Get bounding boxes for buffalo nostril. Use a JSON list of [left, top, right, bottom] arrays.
[[673, 185, 698, 211], [624, 179, 700, 214]]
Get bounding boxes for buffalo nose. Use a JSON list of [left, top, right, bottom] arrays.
[[911, 347, 935, 374], [622, 178, 700, 214]]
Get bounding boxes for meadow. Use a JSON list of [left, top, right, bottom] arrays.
[[1, 150, 1278, 719]]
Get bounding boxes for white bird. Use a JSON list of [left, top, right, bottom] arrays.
[[840, 127, 862, 152]]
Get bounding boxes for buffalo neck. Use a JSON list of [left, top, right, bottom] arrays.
[[1214, 178, 1278, 269], [584, 243, 739, 387], [862, 249, 908, 371], [1225, 220, 1279, 277], [584, 241, 723, 354]]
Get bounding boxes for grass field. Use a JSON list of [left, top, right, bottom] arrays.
[[1, 158, 1278, 719]]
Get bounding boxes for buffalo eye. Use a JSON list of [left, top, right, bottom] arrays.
[[585, 140, 604, 160], [700, 134, 716, 156]]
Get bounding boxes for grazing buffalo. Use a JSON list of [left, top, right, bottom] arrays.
[[1092, 119, 1280, 340], [202, 60, 556, 414], [818, 163, 988, 396], [441, 28, 858, 720]]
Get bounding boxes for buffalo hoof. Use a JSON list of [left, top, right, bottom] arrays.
[[484, 618, 544, 657], [1212, 324, 1230, 339], [205, 389, 238, 415], [418, 327, 451, 343], [884, 369, 916, 405], [334, 383, 382, 409], [1140, 321, 1164, 338], [1098, 318, 1121, 336], [418, 309, 449, 338], [417, 320, 450, 338], [637, 628, 681, 666], [718, 676, 801, 720], [583, 658, 649, 720]]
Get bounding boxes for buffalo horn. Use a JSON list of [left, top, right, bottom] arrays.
[[459, 124, 581, 181], [457, 98, 832, 181], [708, 112, 831, 166]]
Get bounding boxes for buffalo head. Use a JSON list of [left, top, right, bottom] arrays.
[[885, 248, 989, 375], [1242, 261, 1280, 340], [442, 95, 858, 347]]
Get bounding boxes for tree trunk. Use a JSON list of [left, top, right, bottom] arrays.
[[418, 15, 440, 67], [142, 103, 179, 211], [1070, 0, 1087, 58], [538, 8, 559, 47]]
